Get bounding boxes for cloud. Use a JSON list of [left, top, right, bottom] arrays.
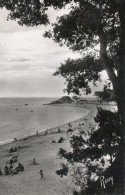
[[0, 69, 65, 97], [0, 7, 106, 97], [7, 58, 31, 62], [0, 20, 76, 96], [0, 29, 80, 72]]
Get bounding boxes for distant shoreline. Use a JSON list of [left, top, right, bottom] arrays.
[[0, 103, 91, 147], [0, 101, 116, 147]]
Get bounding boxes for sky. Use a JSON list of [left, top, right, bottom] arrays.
[[0, 7, 108, 98]]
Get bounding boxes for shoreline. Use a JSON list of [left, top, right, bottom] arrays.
[[0, 104, 91, 147], [0, 102, 116, 147], [0, 103, 105, 195]]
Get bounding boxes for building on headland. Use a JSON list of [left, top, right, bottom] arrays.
[[78, 99, 88, 104], [76, 98, 97, 104]]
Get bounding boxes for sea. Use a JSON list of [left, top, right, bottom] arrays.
[[0, 97, 88, 145]]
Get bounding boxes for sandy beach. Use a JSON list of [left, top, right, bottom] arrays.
[[0, 104, 108, 195]]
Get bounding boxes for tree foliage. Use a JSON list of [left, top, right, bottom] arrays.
[[57, 108, 121, 193], [59, 108, 121, 163], [1, 0, 125, 193], [94, 84, 115, 101], [1, 1, 125, 108], [56, 163, 69, 177], [0, 0, 49, 26], [54, 56, 102, 94], [43, 1, 125, 115]]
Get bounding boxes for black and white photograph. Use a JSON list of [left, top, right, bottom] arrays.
[[0, 1, 124, 194]]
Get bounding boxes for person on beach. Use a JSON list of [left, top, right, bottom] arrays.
[[68, 123, 72, 129], [0, 169, 3, 176], [4, 165, 9, 175], [45, 130, 48, 135], [32, 158, 38, 165], [67, 123, 73, 138], [17, 163, 24, 171], [10, 158, 13, 165], [9, 164, 13, 170], [14, 155, 18, 162], [9, 166, 16, 175], [58, 128, 61, 133], [39, 169, 43, 180]]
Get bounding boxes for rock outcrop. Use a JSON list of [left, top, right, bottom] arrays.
[[49, 96, 73, 104]]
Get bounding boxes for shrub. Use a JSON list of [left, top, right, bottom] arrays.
[[58, 137, 64, 143], [56, 163, 69, 177]]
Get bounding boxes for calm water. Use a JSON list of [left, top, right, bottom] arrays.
[[0, 98, 88, 144]]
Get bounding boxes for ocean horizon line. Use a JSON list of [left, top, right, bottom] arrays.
[[0, 96, 97, 99]]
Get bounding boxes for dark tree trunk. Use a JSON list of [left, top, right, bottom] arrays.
[[99, 3, 125, 193], [105, 4, 125, 193]]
